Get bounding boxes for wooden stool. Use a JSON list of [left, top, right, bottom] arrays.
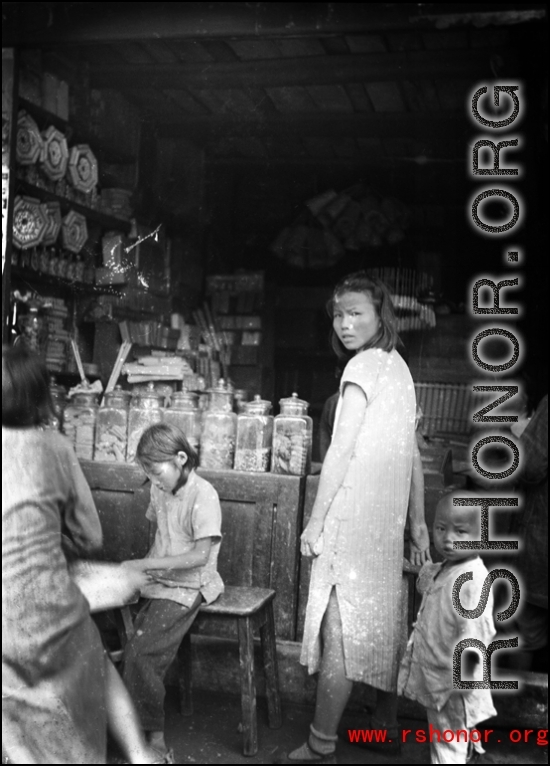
[[179, 586, 282, 756], [114, 586, 282, 757]]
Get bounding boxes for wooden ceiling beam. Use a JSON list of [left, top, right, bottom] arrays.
[[88, 48, 514, 90], [157, 111, 465, 142], [3, 3, 545, 47]]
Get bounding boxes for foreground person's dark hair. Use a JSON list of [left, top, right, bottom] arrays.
[[2, 344, 55, 427]]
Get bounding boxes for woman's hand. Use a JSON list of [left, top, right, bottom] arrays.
[[117, 565, 152, 595], [121, 558, 150, 573], [409, 521, 432, 567], [300, 518, 325, 558]]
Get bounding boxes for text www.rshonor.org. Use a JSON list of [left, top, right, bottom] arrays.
[[345, 727, 548, 746]]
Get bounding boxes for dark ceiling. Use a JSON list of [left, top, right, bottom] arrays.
[[3, 3, 547, 166]]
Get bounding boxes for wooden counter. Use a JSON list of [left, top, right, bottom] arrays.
[[80, 446, 458, 642], [79, 461, 305, 641]]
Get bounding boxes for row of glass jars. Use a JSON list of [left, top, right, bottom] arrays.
[[58, 380, 313, 475]]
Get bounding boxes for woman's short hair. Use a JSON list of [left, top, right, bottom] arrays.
[[136, 422, 198, 472], [327, 271, 398, 360], [2, 344, 55, 427]]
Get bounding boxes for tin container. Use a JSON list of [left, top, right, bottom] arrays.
[[63, 389, 99, 460], [234, 395, 273, 472], [163, 389, 201, 454], [199, 379, 237, 470], [127, 382, 164, 463], [233, 388, 248, 415], [49, 377, 67, 431], [271, 393, 312, 476], [94, 385, 131, 462]]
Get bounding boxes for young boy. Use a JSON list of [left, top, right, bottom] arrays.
[[121, 423, 224, 760], [398, 493, 497, 764]]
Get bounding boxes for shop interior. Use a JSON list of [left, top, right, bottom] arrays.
[[2, 3, 548, 758]]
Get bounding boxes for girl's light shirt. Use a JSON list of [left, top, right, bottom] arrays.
[[140, 469, 224, 607]]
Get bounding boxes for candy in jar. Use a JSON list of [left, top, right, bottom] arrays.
[[163, 389, 201, 454], [234, 395, 273, 472], [271, 393, 312, 476], [94, 385, 131, 462], [127, 382, 164, 463], [63, 389, 99, 460], [199, 378, 236, 470]]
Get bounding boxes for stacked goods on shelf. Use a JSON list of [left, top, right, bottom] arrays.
[[118, 320, 180, 350], [270, 184, 412, 269], [44, 297, 70, 372], [205, 272, 265, 370], [366, 266, 437, 331], [122, 354, 202, 391], [99, 188, 133, 220], [18, 54, 69, 120]]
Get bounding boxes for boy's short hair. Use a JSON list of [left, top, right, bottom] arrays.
[[136, 422, 199, 472]]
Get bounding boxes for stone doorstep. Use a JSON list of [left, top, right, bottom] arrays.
[[168, 635, 548, 731]]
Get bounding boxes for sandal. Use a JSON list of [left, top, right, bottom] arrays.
[[152, 747, 175, 764], [273, 742, 337, 764]]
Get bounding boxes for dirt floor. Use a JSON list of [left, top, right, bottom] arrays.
[[108, 687, 548, 765]]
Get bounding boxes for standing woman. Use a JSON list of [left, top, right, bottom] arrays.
[[291, 272, 430, 763]]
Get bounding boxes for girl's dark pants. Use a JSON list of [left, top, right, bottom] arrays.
[[122, 594, 202, 731]]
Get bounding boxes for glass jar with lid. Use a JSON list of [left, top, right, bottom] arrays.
[[94, 385, 131, 462], [49, 377, 67, 431], [163, 389, 201, 454], [199, 378, 237, 470], [127, 382, 164, 463], [271, 393, 313, 476], [63, 389, 99, 460], [234, 395, 273, 472]]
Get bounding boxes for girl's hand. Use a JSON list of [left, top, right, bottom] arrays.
[[300, 518, 324, 558], [409, 521, 432, 567]]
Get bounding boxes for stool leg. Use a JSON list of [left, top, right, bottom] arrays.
[[113, 606, 135, 647], [237, 616, 258, 756], [178, 632, 193, 717], [259, 602, 282, 729]]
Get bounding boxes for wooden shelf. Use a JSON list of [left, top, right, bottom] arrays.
[[18, 97, 137, 165], [11, 266, 124, 297], [15, 179, 132, 233]]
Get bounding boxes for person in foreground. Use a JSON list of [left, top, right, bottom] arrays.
[[121, 422, 224, 761], [398, 492, 497, 764], [287, 272, 431, 764], [2, 344, 163, 764]]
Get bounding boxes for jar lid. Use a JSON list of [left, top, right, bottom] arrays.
[[169, 390, 199, 408], [207, 378, 233, 395], [104, 385, 132, 406], [131, 381, 164, 405], [244, 394, 272, 415], [72, 390, 99, 405], [278, 392, 309, 414]]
